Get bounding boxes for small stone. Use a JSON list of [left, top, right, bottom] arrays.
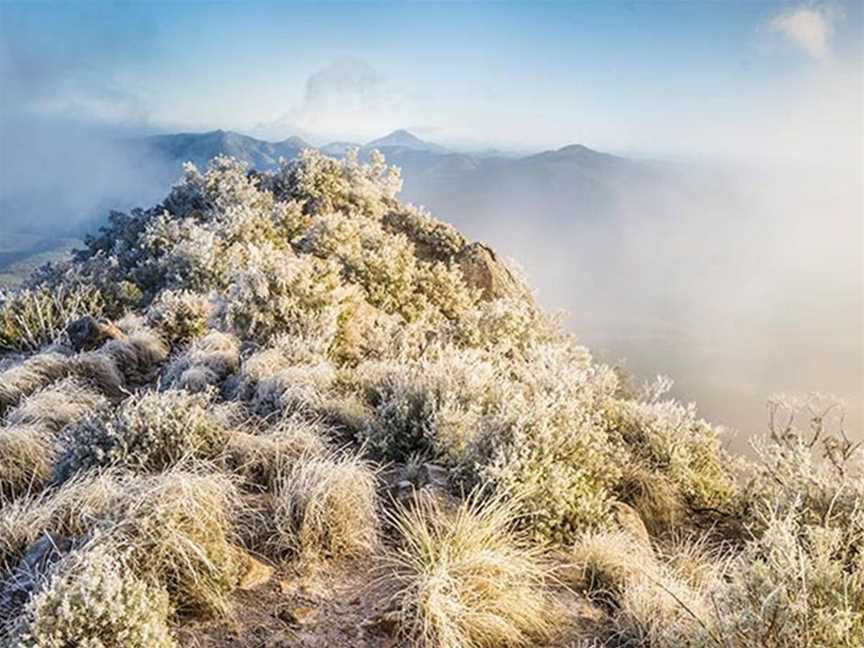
[[236, 552, 273, 590], [66, 316, 126, 351], [279, 605, 319, 627], [363, 610, 400, 636]]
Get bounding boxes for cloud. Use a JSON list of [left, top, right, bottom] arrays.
[[253, 58, 420, 142], [769, 5, 838, 60]]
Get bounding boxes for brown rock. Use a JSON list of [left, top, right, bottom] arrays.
[[66, 316, 126, 351], [456, 242, 531, 302], [279, 605, 319, 627], [236, 551, 273, 590], [362, 610, 400, 637]]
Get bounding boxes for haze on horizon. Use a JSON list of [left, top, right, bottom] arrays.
[[1, 0, 862, 441]]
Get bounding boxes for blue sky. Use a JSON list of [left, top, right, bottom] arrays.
[[1, 1, 861, 157]]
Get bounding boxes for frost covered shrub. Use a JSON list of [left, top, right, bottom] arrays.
[[14, 540, 176, 648], [0, 285, 103, 353], [160, 330, 239, 392], [608, 396, 737, 533], [145, 290, 211, 345], [57, 390, 226, 478], [381, 204, 466, 261], [716, 508, 864, 647], [742, 394, 863, 534], [217, 245, 350, 343]]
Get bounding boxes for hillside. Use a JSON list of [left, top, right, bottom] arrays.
[[0, 151, 861, 647]]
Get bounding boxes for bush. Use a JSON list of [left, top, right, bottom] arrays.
[[57, 390, 226, 478], [145, 290, 211, 346], [384, 491, 562, 648], [13, 539, 176, 648], [160, 330, 240, 392]]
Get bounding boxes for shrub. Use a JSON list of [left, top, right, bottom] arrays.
[[161, 330, 240, 393], [13, 539, 176, 648], [715, 507, 864, 647], [57, 390, 226, 478], [145, 289, 211, 346], [269, 452, 378, 560], [0, 285, 103, 353], [384, 491, 562, 648]]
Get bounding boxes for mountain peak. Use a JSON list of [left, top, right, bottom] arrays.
[[365, 129, 446, 153]]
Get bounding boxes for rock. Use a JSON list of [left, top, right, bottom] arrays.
[[236, 551, 273, 590], [279, 605, 319, 627], [66, 316, 126, 351], [421, 463, 448, 490], [612, 502, 652, 548], [456, 242, 531, 302], [362, 610, 400, 636]]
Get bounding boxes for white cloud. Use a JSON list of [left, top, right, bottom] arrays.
[[769, 5, 838, 60]]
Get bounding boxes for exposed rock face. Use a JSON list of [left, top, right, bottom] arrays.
[[66, 316, 126, 351], [456, 242, 531, 303]]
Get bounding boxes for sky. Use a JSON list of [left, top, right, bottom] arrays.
[[1, 0, 861, 160]]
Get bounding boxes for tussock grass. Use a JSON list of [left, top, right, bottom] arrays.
[[161, 330, 240, 392], [0, 425, 55, 500], [223, 415, 328, 487], [0, 470, 122, 573], [111, 469, 242, 618], [383, 491, 562, 648], [270, 451, 378, 560], [0, 352, 71, 414], [6, 377, 107, 432]]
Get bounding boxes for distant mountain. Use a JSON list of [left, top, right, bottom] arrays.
[[140, 129, 310, 172], [363, 129, 448, 154]]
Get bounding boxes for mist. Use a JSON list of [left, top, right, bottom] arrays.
[[410, 158, 862, 447]]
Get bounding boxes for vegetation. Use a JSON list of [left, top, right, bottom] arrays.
[[0, 149, 858, 647]]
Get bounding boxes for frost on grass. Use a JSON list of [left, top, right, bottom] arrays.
[[0, 149, 858, 647]]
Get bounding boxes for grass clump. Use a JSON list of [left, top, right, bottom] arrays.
[[110, 470, 242, 619], [145, 289, 211, 346], [384, 491, 562, 648], [0, 285, 103, 353], [13, 539, 176, 648], [270, 451, 378, 560], [57, 389, 226, 478], [0, 425, 55, 500]]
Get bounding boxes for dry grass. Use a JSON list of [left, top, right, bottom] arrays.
[[0, 425, 55, 500], [270, 451, 379, 560], [0, 470, 122, 572], [6, 377, 107, 432], [383, 491, 563, 648], [111, 469, 242, 618], [222, 414, 328, 488], [0, 352, 71, 414]]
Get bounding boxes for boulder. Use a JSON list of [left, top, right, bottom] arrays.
[[66, 316, 126, 351], [456, 243, 531, 302], [235, 550, 274, 590]]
